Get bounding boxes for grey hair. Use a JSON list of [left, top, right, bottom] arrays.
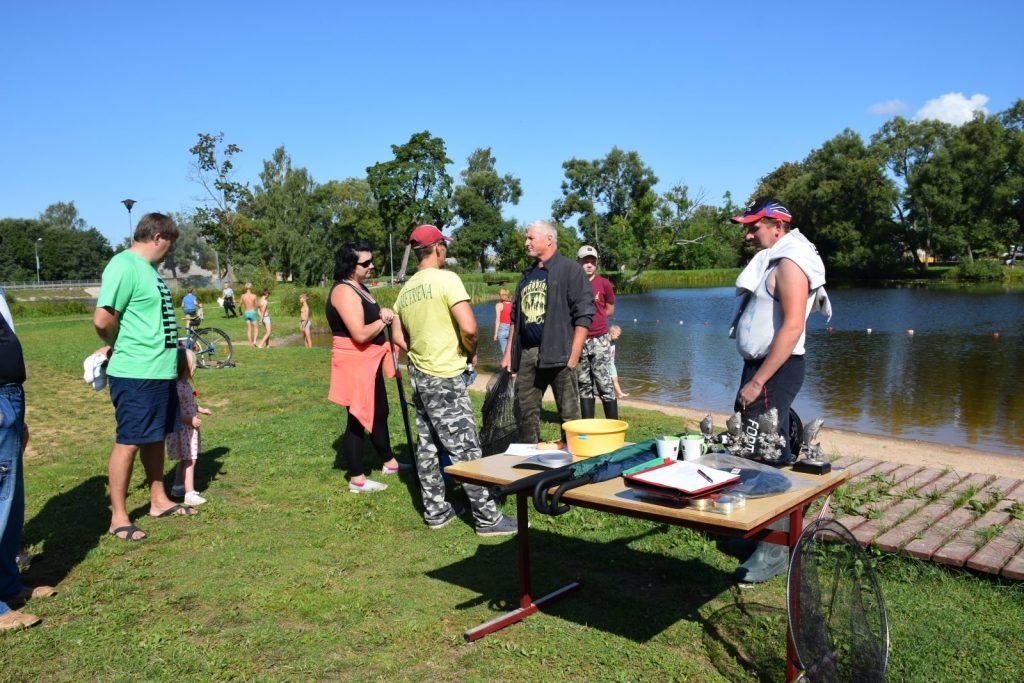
[[526, 219, 557, 246]]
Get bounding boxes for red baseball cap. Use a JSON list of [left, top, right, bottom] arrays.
[[730, 196, 793, 224], [409, 224, 451, 247]]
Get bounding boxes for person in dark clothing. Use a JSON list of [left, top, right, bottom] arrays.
[[1, 279, 57, 630], [500, 220, 594, 443]]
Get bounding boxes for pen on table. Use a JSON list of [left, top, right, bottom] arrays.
[[696, 468, 714, 484]]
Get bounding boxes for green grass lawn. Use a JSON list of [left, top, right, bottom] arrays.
[[6, 312, 1024, 681]]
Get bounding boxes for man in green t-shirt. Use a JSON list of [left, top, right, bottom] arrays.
[[94, 213, 196, 542]]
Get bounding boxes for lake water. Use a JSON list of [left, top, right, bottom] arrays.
[[471, 285, 1024, 456]]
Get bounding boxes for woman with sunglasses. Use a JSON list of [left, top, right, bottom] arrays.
[[326, 241, 406, 492]]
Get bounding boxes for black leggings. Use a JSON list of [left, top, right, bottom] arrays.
[[343, 370, 393, 477]]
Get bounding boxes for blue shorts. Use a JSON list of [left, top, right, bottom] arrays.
[[108, 377, 180, 445]]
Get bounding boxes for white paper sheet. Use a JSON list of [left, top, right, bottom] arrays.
[[626, 460, 739, 494]]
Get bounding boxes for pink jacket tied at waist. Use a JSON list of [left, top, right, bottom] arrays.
[[328, 336, 396, 431]]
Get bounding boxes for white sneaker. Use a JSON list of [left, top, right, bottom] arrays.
[[184, 491, 207, 506], [349, 479, 387, 493], [170, 485, 185, 498], [381, 461, 413, 475]]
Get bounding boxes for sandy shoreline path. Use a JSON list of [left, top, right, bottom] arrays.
[[467, 371, 1024, 479]]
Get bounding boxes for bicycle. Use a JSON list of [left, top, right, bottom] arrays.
[[178, 323, 234, 369]]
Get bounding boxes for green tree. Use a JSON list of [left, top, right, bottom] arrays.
[[189, 132, 251, 282], [659, 194, 741, 271], [870, 117, 955, 272], [551, 147, 660, 271], [771, 130, 897, 273], [35, 202, 114, 280], [366, 131, 454, 279], [316, 178, 386, 263], [451, 148, 522, 272], [163, 213, 216, 282], [38, 201, 88, 232], [918, 111, 1019, 261], [246, 147, 329, 286], [0, 219, 42, 281], [494, 223, 529, 272], [997, 99, 1024, 242]]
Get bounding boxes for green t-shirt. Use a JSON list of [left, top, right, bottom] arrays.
[[97, 250, 178, 379], [394, 268, 471, 378]]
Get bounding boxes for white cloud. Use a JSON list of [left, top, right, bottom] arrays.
[[867, 99, 908, 116], [915, 92, 989, 126]]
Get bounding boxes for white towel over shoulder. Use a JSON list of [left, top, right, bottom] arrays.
[[729, 229, 831, 337]]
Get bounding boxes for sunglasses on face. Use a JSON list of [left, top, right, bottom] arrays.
[[357, 258, 374, 268]]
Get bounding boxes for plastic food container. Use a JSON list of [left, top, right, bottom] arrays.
[[561, 419, 629, 457]]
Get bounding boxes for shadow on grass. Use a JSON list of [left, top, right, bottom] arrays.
[[426, 525, 736, 643], [703, 601, 787, 682], [20, 475, 108, 588], [330, 432, 413, 475], [160, 445, 229, 496], [20, 444, 232, 589]]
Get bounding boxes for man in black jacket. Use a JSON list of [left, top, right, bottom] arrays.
[[500, 220, 594, 443], [0, 277, 56, 630]]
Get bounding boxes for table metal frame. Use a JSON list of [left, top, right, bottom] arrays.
[[446, 455, 847, 680]]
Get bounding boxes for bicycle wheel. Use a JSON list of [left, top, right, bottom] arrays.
[[190, 327, 233, 368]]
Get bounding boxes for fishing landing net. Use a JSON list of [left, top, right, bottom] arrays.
[[479, 369, 517, 456]]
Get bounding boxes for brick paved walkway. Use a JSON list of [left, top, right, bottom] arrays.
[[821, 454, 1024, 580]]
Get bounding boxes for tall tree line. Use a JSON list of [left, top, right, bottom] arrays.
[[0, 202, 113, 282], [4, 101, 1022, 284], [184, 101, 1022, 284]]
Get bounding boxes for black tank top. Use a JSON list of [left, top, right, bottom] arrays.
[[0, 311, 26, 385], [326, 282, 385, 345]]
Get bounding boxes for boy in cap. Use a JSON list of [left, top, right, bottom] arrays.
[[575, 245, 618, 419]]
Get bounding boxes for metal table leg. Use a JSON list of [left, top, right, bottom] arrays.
[[463, 492, 580, 641]]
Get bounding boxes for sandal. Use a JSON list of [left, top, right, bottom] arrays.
[[0, 610, 41, 630], [2, 585, 57, 609], [108, 525, 148, 541], [150, 504, 198, 518]]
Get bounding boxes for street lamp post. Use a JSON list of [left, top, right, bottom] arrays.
[[34, 238, 41, 285], [388, 229, 395, 284], [121, 199, 137, 243]]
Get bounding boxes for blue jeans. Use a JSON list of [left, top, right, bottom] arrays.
[[496, 323, 510, 355], [0, 384, 26, 615]]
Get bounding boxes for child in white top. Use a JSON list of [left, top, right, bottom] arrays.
[[167, 348, 212, 505]]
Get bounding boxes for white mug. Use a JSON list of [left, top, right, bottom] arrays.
[[681, 434, 707, 461], [655, 435, 679, 460]]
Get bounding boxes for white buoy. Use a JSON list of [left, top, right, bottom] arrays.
[[633, 318, 637, 323], [866, 328, 872, 334], [679, 320, 683, 325]]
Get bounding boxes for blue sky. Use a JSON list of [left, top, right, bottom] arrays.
[[2, 1, 1021, 248]]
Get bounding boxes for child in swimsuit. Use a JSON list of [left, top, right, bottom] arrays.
[[299, 292, 312, 348]]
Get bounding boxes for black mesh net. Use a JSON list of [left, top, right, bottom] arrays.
[[788, 519, 889, 683], [479, 369, 518, 456]]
